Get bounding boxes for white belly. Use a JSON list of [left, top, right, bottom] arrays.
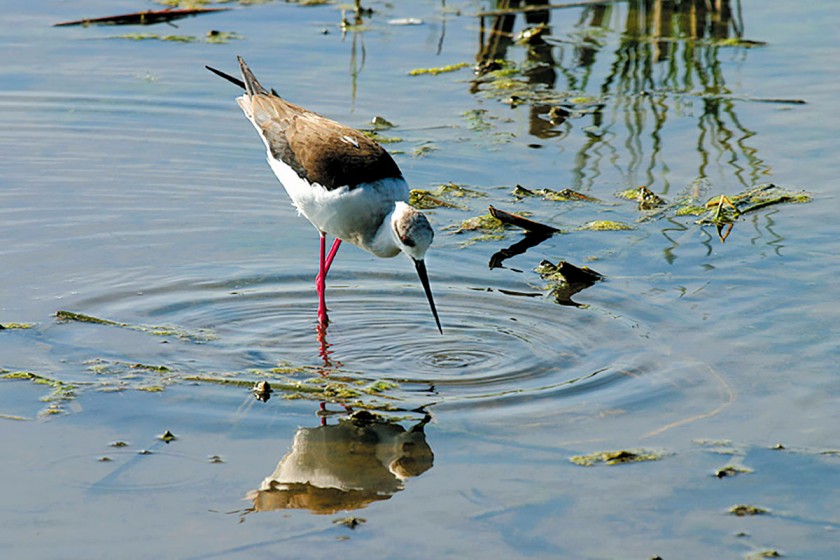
[[267, 155, 410, 255]]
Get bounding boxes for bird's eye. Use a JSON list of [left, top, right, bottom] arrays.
[[400, 234, 415, 247]]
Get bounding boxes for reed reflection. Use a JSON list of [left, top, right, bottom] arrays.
[[247, 411, 433, 514], [475, 0, 771, 191]]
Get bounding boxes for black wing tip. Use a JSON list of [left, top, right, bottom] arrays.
[[237, 56, 269, 97]]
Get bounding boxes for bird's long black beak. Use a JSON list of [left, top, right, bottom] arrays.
[[414, 259, 442, 334]]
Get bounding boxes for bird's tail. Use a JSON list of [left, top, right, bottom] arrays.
[[237, 56, 270, 98]]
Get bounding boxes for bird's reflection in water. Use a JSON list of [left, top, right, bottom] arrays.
[[247, 411, 433, 514]]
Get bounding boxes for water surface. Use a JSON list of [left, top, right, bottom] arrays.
[[1, 1, 839, 558]]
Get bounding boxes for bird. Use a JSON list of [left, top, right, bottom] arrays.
[[206, 57, 442, 333]]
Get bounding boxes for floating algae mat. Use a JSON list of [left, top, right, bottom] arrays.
[[0, 370, 78, 417], [512, 185, 601, 203], [619, 182, 811, 224], [408, 62, 470, 76], [536, 260, 603, 307], [570, 449, 666, 466], [697, 183, 812, 225], [55, 310, 216, 343], [409, 182, 485, 210]]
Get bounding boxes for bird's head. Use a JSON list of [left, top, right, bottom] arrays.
[[392, 202, 442, 333], [392, 202, 434, 261]]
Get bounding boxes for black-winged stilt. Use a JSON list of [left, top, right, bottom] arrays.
[[207, 57, 442, 333]]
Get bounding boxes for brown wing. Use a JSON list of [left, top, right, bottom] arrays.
[[249, 95, 402, 191]]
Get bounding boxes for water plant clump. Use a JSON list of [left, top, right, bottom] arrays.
[[570, 449, 665, 466]]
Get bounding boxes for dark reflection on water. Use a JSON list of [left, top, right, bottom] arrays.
[[475, 0, 773, 192], [247, 411, 432, 515]]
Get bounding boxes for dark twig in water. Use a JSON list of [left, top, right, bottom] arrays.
[[54, 8, 230, 27], [488, 206, 561, 235]]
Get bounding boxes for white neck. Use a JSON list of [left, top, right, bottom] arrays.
[[366, 205, 402, 258]]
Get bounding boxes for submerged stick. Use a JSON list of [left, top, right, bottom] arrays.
[[488, 206, 561, 235], [54, 8, 230, 27]]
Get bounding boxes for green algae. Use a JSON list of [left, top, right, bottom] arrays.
[[579, 220, 634, 231], [435, 182, 486, 199], [108, 30, 241, 44], [535, 260, 603, 307], [729, 504, 768, 516], [0, 322, 35, 330], [453, 213, 505, 234], [56, 310, 216, 343], [360, 130, 403, 144], [1, 370, 77, 417], [410, 190, 459, 210], [675, 204, 707, 216], [412, 144, 439, 158], [617, 185, 666, 210], [137, 385, 165, 392], [462, 108, 495, 131], [411, 182, 485, 210], [333, 516, 366, 528], [204, 30, 242, 44], [110, 33, 197, 42], [513, 185, 601, 203], [408, 62, 470, 76], [715, 464, 754, 478], [570, 449, 665, 466], [365, 380, 398, 394], [370, 115, 395, 129]]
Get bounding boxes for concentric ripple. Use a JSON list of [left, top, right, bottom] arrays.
[[63, 267, 712, 420]]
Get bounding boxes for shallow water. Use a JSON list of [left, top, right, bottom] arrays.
[[2, 1, 839, 558]]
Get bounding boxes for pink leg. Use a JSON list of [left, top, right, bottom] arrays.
[[317, 233, 329, 326], [324, 238, 342, 276], [316, 238, 342, 284]]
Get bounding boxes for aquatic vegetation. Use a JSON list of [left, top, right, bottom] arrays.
[[55, 310, 216, 342], [616, 185, 666, 210], [536, 260, 603, 307], [435, 182, 487, 199], [1, 370, 77, 417], [744, 551, 781, 560], [569, 449, 665, 466], [729, 504, 768, 516], [699, 183, 812, 225], [204, 30, 243, 44], [512, 185, 601, 203], [107, 32, 241, 44], [0, 322, 35, 330], [408, 62, 470, 76], [360, 130, 403, 144], [579, 220, 634, 231], [370, 115, 395, 129], [410, 190, 459, 210], [714, 464, 753, 478], [412, 144, 439, 158], [452, 213, 506, 234], [333, 516, 366, 529], [462, 109, 495, 132], [411, 182, 485, 210]]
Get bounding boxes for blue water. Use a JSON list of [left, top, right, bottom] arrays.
[[1, 1, 839, 558]]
